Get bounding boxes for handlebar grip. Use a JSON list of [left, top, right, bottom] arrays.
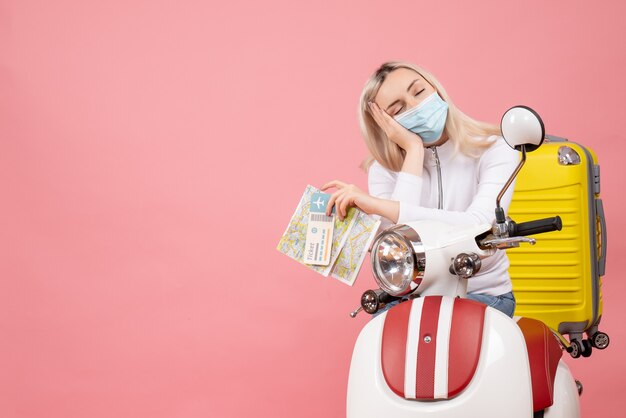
[[509, 216, 562, 237]]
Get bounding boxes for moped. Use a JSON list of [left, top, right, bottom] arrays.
[[347, 106, 581, 418]]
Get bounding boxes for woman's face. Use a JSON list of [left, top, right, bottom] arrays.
[[374, 68, 437, 118]]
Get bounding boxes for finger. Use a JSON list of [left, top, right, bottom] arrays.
[[321, 180, 347, 191], [338, 196, 346, 218], [369, 102, 385, 129], [370, 102, 395, 134], [326, 189, 345, 216], [335, 191, 351, 220], [374, 101, 394, 116], [375, 102, 401, 129], [333, 199, 342, 220], [375, 103, 395, 122], [332, 191, 348, 220], [325, 192, 337, 216], [367, 101, 381, 123], [339, 194, 353, 218], [334, 192, 347, 219], [368, 101, 386, 128]]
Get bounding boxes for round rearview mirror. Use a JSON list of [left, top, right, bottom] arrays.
[[500, 105, 545, 152]]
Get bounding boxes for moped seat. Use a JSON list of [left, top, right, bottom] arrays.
[[516, 317, 563, 412]]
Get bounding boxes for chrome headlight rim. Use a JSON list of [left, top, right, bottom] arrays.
[[370, 224, 426, 296]]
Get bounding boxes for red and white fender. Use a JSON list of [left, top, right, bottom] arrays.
[[347, 296, 580, 418]]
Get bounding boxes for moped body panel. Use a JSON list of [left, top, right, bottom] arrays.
[[347, 297, 533, 418], [543, 361, 580, 418]]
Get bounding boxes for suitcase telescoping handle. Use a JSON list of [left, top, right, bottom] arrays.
[[508, 216, 563, 237]]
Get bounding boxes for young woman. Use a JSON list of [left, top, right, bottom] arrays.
[[322, 61, 520, 317]]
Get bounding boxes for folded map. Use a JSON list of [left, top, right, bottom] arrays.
[[277, 185, 381, 285]]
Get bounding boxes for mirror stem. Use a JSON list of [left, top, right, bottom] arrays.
[[496, 145, 527, 217]]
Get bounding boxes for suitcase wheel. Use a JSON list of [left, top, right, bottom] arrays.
[[569, 340, 582, 358], [569, 339, 594, 358], [590, 332, 610, 350], [581, 339, 593, 358]]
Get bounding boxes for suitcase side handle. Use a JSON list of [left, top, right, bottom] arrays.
[[596, 199, 607, 276]]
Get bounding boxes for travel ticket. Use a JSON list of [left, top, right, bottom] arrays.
[[303, 192, 335, 266]]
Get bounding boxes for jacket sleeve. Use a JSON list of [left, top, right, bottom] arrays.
[[397, 140, 519, 226], [368, 161, 424, 230]]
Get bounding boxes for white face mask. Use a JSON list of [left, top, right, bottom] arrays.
[[394, 92, 449, 144]]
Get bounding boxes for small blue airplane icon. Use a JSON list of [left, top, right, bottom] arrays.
[[314, 196, 326, 210]]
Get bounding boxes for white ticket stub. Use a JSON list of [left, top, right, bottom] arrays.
[[303, 192, 334, 266]]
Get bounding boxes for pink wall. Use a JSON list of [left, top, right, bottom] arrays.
[[1, 0, 625, 416]]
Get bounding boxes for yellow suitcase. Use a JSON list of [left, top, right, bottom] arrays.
[[508, 136, 608, 358]]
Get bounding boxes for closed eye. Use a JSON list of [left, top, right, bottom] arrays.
[[393, 88, 426, 116]]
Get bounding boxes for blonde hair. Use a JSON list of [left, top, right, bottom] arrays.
[[359, 61, 501, 172]]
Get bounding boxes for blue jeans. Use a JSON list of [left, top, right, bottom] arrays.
[[373, 291, 516, 318], [466, 291, 516, 317]]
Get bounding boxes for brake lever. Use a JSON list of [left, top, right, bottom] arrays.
[[481, 236, 536, 249]]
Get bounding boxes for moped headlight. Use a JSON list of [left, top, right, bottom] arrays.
[[371, 225, 425, 296]]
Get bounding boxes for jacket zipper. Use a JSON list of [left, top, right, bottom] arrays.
[[431, 146, 443, 210]]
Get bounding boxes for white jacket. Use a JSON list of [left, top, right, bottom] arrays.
[[367, 136, 520, 295]]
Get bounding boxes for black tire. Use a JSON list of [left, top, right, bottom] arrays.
[[569, 340, 582, 358], [591, 332, 610, 349], [581, 339, 593, 358]]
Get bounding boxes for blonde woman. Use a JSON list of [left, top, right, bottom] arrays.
[[322, 61, 519, 316]]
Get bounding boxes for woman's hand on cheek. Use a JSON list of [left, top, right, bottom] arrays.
[[368, 101, 424, 155], [321, 180, 390, 221]]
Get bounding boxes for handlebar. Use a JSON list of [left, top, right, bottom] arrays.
[[377, 291, 402, 305], [350, 289, 404, 317], [508, 216, 562, 237]]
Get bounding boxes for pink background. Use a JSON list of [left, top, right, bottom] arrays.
[[1, 1, 625, 416]]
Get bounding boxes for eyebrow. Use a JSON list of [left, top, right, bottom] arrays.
[[385, 79, 420, 111]]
